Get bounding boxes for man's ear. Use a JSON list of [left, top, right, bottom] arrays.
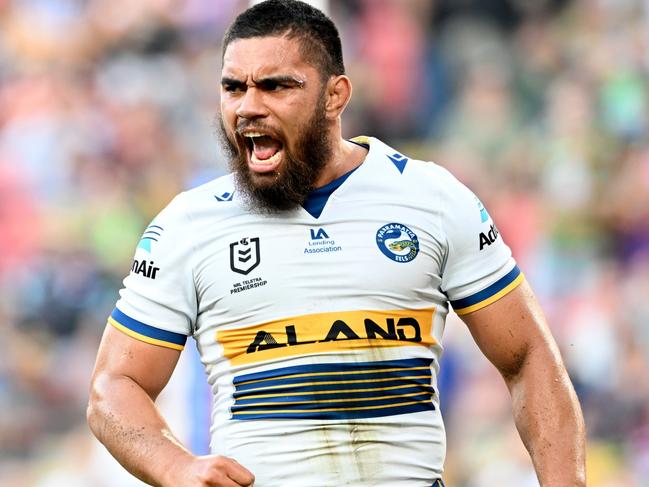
[[324, 75, 352, 120]]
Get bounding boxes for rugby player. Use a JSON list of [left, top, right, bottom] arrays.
[[87, 1, 586, 485]]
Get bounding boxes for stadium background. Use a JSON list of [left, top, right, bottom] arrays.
[[1, 0, 648, 485]]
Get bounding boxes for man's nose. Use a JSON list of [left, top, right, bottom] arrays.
[[235, 87, 268, 119]]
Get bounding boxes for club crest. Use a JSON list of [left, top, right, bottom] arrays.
[[376, 223, 419, 263]]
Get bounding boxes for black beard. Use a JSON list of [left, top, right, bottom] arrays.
[[215, 97, 331, 214]]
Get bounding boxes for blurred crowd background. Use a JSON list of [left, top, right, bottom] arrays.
[[1, 0, 648, 485]]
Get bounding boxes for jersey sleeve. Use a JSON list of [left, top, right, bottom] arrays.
[[107, 193, 197, 350], [437, 168, 524, 315]]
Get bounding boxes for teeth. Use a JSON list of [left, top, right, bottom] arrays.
[[242, 132, 266, 138]]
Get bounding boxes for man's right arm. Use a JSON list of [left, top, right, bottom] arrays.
[[87, 324, 255, 487]]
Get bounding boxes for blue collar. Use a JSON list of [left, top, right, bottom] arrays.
[[302, 166, 359, 218]]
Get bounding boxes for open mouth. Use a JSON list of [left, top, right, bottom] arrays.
[[241, 132, 284, 173]]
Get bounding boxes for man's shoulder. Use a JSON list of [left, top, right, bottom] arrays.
[[358, 136, 454, 189], [182, 172, 237, 205], [150, 173, 238, 230]]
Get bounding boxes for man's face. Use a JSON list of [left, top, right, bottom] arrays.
[[218, 35, 332, 212]]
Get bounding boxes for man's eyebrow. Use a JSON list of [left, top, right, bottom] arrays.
[[221, 77, 246, 87], [220, 75, 305, 87], [254, 75, 305, 87]]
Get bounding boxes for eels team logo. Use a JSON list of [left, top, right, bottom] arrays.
[[376, 223, 419, 263]]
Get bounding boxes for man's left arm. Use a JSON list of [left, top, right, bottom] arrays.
[[459, 278, 586, 487]]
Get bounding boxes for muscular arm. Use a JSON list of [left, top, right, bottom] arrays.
[[460, 279, 586, 487], [87, 325, 254, 487]]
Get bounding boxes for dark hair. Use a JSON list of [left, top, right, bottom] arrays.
[[222, 0, 345, 79]]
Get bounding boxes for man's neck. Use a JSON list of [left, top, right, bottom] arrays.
[[312, 138, 368, 188]]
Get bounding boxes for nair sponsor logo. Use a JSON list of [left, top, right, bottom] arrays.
[[131, 259, 160, 279]]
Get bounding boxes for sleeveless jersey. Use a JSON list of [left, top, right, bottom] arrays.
[[108, 136, 523, 486]]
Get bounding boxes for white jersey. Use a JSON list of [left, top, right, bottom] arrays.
[[109, 136, 523, 486]]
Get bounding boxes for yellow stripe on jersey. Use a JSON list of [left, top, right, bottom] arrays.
[[350, 135, 370, 146], [453, 272, 524, 315], [108, 317, 185, 351], [236, 389, 430, 408], [234, 366, 431, 386], [236, 375, 433, 394], [217, 308, 436, 366], [236, 382, 428, 399]]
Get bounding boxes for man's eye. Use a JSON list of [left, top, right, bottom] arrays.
[[223, 83, 245, 93], [261, 81, 283, 91]]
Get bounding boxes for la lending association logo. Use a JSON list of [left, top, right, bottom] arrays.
[[304, 227, 342, 255], [376, 223, 419, 263]]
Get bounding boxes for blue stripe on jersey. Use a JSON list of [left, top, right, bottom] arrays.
[[233, 377, 432, 399], [234, 385, 434, 405], [230, 358, 435, 420], [234, 368, 432, 392], [233, 357, 433, 383], [450, 265, 521, 311], [110, 308, 187, 347], [231, 392, 433, 412]]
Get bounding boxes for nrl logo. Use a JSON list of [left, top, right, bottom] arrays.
[[230, 237, 261, 275]]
